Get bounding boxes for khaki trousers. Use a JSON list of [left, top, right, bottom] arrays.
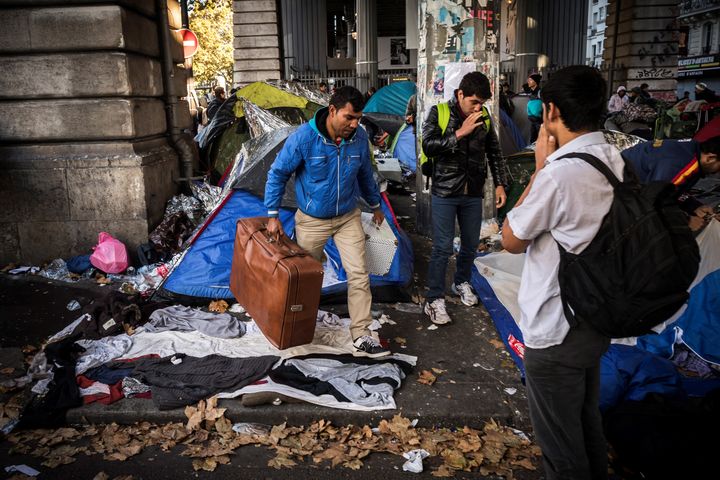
[[294, 208, 372, 340]]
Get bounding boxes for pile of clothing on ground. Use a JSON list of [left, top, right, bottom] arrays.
[[7, 292, 415, 433]]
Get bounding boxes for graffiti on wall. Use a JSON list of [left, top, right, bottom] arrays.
[[636, 20, 679, 67], [634, 67, 675, 79]]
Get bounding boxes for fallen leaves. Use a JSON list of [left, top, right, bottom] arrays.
[[4, 399, 538, 477], [208, 300, 229, 313], [184, 396, 226, 431], [489, 339, 506, 349], [417, 370, 437, 385]]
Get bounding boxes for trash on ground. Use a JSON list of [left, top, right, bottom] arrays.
[[228, 303, 246, 314], [504, 388, 517, 395], [427, 324, 438, 330], [231, 422, 271, 436], [393, 302, 422, 314], [90, 232, 129, 274], [4, 464, 40, 476], [8, 266, 40, 275], [38, 259, 71, 281], [402, 448, 430, 473], [66, 300, 81, 312]]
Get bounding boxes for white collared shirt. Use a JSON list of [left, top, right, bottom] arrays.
[[506, 131, 626, 348]]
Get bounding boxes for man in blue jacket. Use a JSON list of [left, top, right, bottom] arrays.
[[621, 136, 720, 231], [264, 86, 388, 358]]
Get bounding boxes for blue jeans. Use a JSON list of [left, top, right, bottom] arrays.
[[426, 194, 483, 301]]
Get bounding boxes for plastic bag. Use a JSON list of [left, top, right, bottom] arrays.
[[90, 232, 129, 274]]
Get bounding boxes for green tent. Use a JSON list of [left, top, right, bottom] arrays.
[[201, 82, 325, 181]]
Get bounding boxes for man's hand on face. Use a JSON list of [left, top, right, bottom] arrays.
[[266, 217, 285, 240], [495, 185, 507, 209], [534, 125, 557, 172], [455, 111, 485, 139], [695, 204, 716, 220], [372, 209, 385, 228]]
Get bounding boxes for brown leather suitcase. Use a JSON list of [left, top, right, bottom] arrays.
[[229, 217, 324, 349]]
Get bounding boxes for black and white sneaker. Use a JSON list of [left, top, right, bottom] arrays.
[[451, 281, 479, 306], [352, 335, 390, 358], [424, 298, 452, 325]]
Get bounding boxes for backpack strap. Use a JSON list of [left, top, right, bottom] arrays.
[[558, 152, 621, 188], [437, 102, 450, 134]]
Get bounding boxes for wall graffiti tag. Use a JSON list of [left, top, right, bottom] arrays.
[[636, 68, 674, 79]]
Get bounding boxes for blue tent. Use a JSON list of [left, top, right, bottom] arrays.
[[390, 123, 417, 173], [157, 128, 414, 303], [364, 81, 416, 117]]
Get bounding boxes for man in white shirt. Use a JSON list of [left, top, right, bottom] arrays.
[[607, 85, 629, 113], [501, 66, 624, 480]]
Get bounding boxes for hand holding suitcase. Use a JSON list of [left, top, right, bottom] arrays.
[[229, 217, 323, 349]]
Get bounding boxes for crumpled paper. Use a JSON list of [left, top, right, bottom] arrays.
[[401, 448, 430, 473]]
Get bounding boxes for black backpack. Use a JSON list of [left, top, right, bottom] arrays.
[[556, 152, 700, 338]]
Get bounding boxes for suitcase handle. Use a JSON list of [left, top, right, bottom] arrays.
[[250, 229, 308, 263]]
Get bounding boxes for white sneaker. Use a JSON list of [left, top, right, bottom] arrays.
[[451, 282, 478, 307], [424, 298, 452, 325]]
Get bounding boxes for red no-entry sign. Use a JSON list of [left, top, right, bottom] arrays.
[[179, 28, 199, 58]]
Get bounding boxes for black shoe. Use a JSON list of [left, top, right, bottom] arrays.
[[352, 335, 390, 358]]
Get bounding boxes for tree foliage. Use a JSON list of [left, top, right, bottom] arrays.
[[189, 0, 233, 86]]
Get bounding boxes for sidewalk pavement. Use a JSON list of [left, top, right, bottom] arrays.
[[0, 192, 533, 441]]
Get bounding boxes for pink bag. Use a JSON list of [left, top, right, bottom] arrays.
[[90, 232, 129, 274]]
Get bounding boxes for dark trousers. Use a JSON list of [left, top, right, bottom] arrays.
[[524, 321, 611, 480], [426, 194, 483, 301], [529, 117, 542, 143]]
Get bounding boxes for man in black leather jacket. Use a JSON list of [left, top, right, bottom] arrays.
[[422, 71, 508, 325]]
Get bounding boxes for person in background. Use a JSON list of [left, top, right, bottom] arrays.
[[502, 65, 621, 480], [364, 86, 377, 103], [695, 82, 719, 103], [405, 94, 417, 132], [500, 82, 515, 116], [206, 86, 226, 122], [607, 85, 629, 113], [319, 82, 329, 94], [527, 74, 543, 143], [422, 72, 508, 326], [621, 135, 720, 231]]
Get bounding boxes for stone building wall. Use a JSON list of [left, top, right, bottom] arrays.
[[233, 0, 282, 86], [604, 0, 679, 101], [0, 0, 191, 264]]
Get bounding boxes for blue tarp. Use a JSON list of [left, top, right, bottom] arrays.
[[363, 81, 416, 117], [470, 232, 720, 413], [161, 190, 413, 300]]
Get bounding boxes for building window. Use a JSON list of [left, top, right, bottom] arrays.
[[593, 12, 598, 26], [599, 7, 604, 18], [592, 44, 597, 58], [679, 26, 689, 57], [703, 22, 713, 55]]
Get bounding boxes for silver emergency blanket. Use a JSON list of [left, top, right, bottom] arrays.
[[241, 98, 292, 139], [190, 180, 223, 214], [268, 80, 330, 106], [220, 127, 298, 205], [522, 129, 646, 153], [601, 129, 647, 152]]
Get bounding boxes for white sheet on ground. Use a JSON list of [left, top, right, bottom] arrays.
[[120, 312, 416, 364]]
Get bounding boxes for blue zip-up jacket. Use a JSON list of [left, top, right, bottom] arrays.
[[264, 107, 381, 219]]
